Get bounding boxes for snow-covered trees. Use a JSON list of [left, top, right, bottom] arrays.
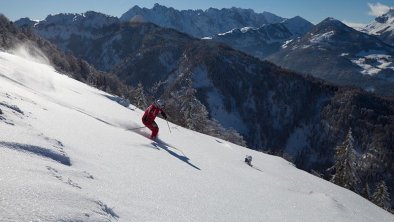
[[169, 86, 208, 131], [371, 181, 391, 211], [164, 82, 246, 147], [329, 129, 394, 212], [134, 83, 147, 109], [330, 128, 359, 191]]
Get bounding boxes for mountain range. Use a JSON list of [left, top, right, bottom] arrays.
[[119, 4, 394, 96], [205, 16, 313, 59], [201, 16, 394, 96], [119, 3, 284, 38], [268, 18, 394, 96], [15, 11, 119, 55]]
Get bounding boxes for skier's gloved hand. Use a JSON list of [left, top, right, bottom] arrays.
[[161, 112, 167, 120]]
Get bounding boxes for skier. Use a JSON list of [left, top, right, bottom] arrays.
[[142, 99, 168, 139]]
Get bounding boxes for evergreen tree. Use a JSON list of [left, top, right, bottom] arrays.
[[371, 180, 391, 211], [134, 82, 147, 109], [149, 80, 166, 97], [166, 83, 209, 131], [362, 182, 370, 200], [179, 88, 208, 131], [330, 128, 360, 191], [164, 80, 246, 146]]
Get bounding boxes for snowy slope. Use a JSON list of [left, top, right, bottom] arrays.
[[364, 9, 394, 45], [0, 50, 392, 221]]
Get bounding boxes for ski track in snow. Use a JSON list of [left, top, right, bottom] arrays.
[[0, 50, 393, 221]]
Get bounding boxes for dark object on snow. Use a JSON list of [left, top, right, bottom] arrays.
[[0, 108, 3, 114], [245, 155, 253, 166]]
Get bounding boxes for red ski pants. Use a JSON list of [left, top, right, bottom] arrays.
[[143, 120, 159, 138]]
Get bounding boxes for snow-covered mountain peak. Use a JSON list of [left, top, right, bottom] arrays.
[[304, 17, 368, 42], [362, 9, 394, 46], [367, 10, 394, 27], [375, 9, 394, 23], [294, 19, 334, 44], [14, 11, 120, 52], [14, 17, 39, 27], [120, 4, 285, 37], [40, 11, 118, 29], [292, 17, 394, 53], [206, 15, 313, 60], [268, 16, 394, 95], [211, 16, 312, 40], [367, 9, 394, 27]]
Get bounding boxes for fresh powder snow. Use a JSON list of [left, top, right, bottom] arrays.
[[0, 49, 393, 221]]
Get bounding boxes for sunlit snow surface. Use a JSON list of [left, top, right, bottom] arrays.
[[0, 50, 393, 221], [310, 31, 335, 44], [350, 53, 394, 76], [365, 12, 394, 36]]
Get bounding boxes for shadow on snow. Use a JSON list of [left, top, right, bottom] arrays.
[[126, 124, 201, 170], [0, 141, 71, 166], [151, 140, 201, 171]]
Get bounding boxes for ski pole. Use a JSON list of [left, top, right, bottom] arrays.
[[166, 120, 172, 134]]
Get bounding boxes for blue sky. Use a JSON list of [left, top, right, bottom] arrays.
[[0, 0, 393, 25]]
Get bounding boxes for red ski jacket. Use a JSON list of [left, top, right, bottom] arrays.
[[142, 103, 167, 123]]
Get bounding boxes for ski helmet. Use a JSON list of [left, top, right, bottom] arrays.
[[155, 99, 164, 108]]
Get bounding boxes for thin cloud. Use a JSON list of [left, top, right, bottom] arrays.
[[342, 21, 366, 30], [367, 2, 393, 17]]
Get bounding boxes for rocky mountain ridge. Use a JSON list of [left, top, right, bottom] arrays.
[[206, 16, 313, 59], [120, 3, 285, 37], [268, 18, 394, 96]]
